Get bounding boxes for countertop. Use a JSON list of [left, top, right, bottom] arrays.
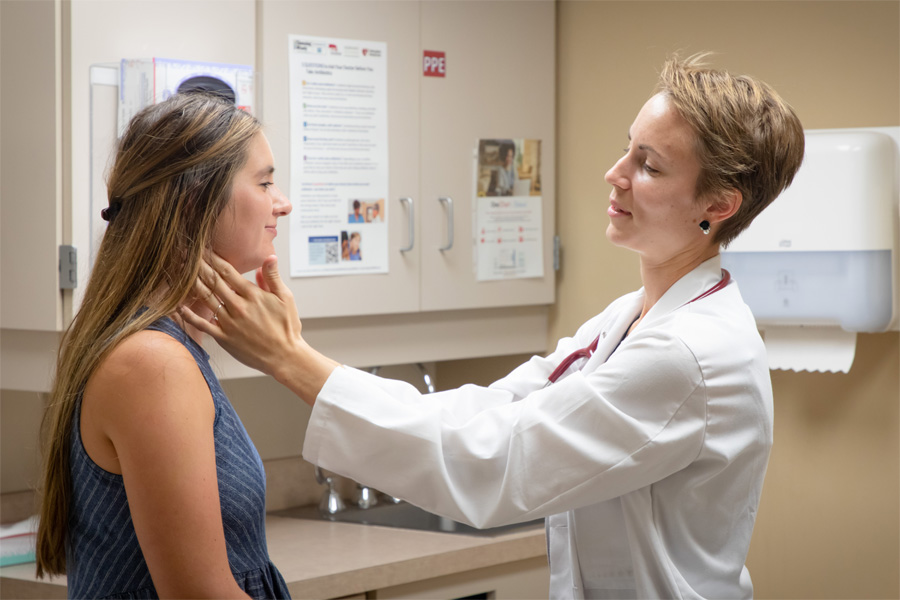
[[0, 513, 547, 599]]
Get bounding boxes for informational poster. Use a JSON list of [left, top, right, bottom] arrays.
[[288, 35, 389, 277], [474, 139, 544, 281]]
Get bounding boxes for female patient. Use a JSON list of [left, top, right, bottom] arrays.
[[36, 93, 292, 599]]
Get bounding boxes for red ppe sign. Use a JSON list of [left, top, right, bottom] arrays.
[[423, 50, 446, 77]]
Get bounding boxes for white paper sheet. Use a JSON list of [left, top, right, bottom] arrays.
[[763, 327, 857, 373], [474, 138, 544, 281], [475, 196, 544, 281], [288, 35, 389, 277]]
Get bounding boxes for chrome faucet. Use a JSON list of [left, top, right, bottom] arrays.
[[314, 465, 345, 515]]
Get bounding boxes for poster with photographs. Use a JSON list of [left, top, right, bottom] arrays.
[[475, 138, 544, 281], [288, 34, 389, 277]]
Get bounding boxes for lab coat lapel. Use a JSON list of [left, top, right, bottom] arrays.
[[561, 257, 722, 378], [634, 256, 723, 332], [583, 292, 644, 369]]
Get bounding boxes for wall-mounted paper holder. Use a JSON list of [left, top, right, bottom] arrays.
[[721, 127, 900, 372]]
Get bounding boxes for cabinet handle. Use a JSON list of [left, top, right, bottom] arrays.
[[399, 197, 414, 253], [438, 196, 454, 252]]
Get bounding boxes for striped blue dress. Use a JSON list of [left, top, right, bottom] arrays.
[[66, 316, 291, 599]]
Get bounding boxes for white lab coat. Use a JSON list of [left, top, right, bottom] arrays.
[[303, 256, 773, 599]]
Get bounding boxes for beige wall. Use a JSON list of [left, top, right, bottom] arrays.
[[444, 1, 899, 598]]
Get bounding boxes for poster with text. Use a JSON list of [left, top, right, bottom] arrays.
[[288, 35, 389, 277], [475, 139, 544, 281]]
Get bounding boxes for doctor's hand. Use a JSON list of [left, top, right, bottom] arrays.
[[180, 253, 338, 405]]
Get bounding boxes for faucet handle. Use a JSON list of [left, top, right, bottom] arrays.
[[319, 482, 346, 515], [314, 464, 328, 486], [354, 483, 379, 509], [314, 465, 346, 515]]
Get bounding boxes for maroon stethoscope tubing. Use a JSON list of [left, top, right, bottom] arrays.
[[545, 269, 731, 385]]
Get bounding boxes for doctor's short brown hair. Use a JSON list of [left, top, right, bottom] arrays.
[[657, 53, 805, 247]]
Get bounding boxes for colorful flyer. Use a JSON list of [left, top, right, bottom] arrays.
[[475, 139, 544, 281]]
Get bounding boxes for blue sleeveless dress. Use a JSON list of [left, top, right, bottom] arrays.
[[66, 316, 291, 599]]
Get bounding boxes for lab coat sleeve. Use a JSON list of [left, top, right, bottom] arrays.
[[303, 321, 706, 529]]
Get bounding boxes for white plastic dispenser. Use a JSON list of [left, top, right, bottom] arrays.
[[721, 127, 899, 373]]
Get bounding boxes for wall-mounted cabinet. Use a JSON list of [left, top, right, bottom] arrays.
[[260, 0, 555, 318], [0, 0, 556, 391], [0, 0, 64, 333]]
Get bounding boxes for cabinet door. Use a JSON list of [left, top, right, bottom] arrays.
[[260, 0, 422, 318], [0, 0, 63, 331], [418, 1, 556, 312]]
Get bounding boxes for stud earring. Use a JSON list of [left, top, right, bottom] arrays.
[[699, 220, 711, 235]]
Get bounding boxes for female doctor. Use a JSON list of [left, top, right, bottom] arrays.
[[183, 55, 805, 599]]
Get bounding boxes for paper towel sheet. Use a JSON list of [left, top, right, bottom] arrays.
[[763, 327, 856, 373]]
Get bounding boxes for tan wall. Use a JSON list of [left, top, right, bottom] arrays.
[[442, 1, 899, 598]]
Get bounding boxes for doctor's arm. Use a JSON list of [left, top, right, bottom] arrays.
[[181, 252, 585, 410], [180, 253, 338, 405], [303, 335, 708, 529]]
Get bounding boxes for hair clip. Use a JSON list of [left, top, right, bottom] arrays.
[[101, 200, 123, 223]]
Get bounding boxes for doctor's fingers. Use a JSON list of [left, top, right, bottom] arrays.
[[178, 303, 223, 338], [206, 253, 256, 296], [256, 255, 295, 304], [194, 254, 249, 302], [190, 273, 235, 323]]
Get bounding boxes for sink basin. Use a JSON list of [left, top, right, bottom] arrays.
[[274, 501, 543, 536]]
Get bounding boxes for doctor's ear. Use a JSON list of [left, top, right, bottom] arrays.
[[705, 188, 742, 224]]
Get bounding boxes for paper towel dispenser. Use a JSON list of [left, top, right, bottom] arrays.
[[721, 127, 900, 334]]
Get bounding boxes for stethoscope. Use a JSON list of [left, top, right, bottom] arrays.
[[545, 269, 731, 385]]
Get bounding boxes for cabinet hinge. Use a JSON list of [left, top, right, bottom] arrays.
[[553, 235, 561, 272], [59, 245, 77, 289]]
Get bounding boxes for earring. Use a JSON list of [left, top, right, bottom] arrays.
[[699, 220, 711, 235]]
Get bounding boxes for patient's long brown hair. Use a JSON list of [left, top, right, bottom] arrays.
[[36, 93, 260, 577]]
